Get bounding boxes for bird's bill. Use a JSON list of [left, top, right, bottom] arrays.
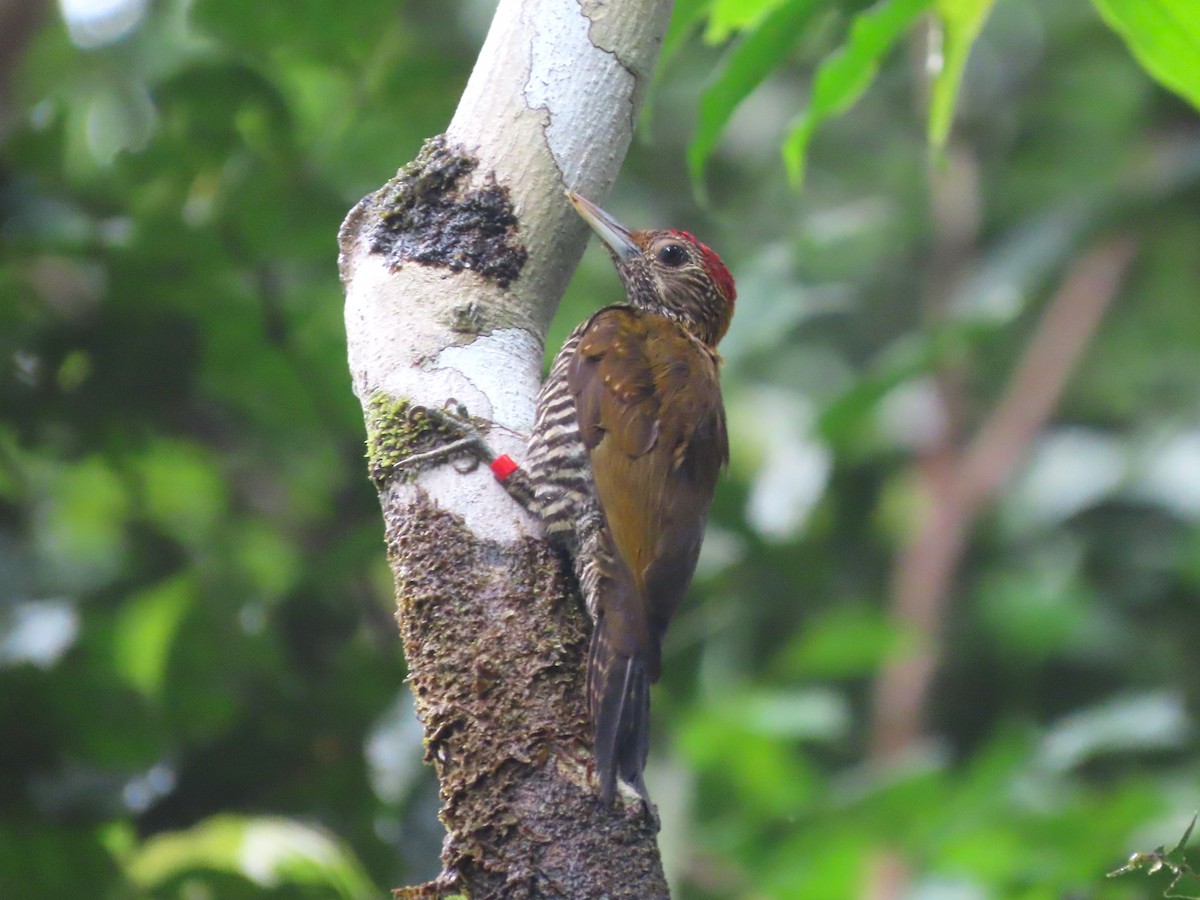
[[566, 190, 639, 263]]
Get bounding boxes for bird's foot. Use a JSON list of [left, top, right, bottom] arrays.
[[628, 779, 661, 833], [595, 770, 661, 832], [634, 797, 661, 833]]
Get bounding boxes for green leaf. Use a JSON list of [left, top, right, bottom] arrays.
[[34, 456, 130, 592], [740, 688, 851, 740], [1040, 692, 1189, 772], [780, 605, 904, 677], [928, 0, 996, 152], [817, 328, 958, 448], [679, 705, 818, 815], [974, 565, 1095, 662], [784, 0, 933, 187], [232, 522, 301, 599], [705, 0, 793, 44], [1090, 0, 1200, 112], [688, 0, 833, 196], [124, 815, 377, 899], [191, 0, 399, 68], [661, 0, 714, 67], [112, 574, 194, 698], [138, 440, 227, 548], [0, 824, 122, 898]]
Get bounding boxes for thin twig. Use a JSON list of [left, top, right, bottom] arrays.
[[957, 237, 1138, 514]]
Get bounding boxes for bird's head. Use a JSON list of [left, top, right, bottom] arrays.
[[567, 191, 736, 348]]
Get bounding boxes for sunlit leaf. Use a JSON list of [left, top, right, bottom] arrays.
[[112, 574, 194, 698], [783, 0, 933, 187], [125, 815, 377, 899], [736, 389, 832, 540], [232, 522, 301, 599], [928, 0, 996, 151], [138, 440, 227, 548], [0, 600, 79, 670], [688, 0, 833, 195], [705, 0, 793, 44], [34, 456, 130, 591], [1090, 0, 1200, 112], [1040, 692, 1190, 772], [741, 688, 851, 740], [1002, 428, 1126, 531], [817, 327, 975, 448]]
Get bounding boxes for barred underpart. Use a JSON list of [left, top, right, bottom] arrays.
[[524, 321, 611, 622]]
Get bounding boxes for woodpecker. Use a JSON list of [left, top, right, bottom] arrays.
[[495, 192, 736, 805]]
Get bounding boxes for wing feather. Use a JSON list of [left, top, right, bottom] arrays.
[[568, 306, 727, 678]]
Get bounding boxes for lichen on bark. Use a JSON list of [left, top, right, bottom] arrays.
[[364, 393, 493, 487]]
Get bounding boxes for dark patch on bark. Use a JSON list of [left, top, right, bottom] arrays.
[[362, 134, 528, 288], [385, 493, 669, 899]]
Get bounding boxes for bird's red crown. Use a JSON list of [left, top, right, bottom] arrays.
[[669, 230, 737, 305]]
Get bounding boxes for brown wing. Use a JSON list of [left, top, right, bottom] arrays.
[[570, 309, 661, 459], [568, 305, 728, 679]]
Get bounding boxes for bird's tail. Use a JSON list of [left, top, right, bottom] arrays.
[[587, 610, 651, 805]]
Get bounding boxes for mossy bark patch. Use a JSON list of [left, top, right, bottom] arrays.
[[364, 134, 528, 288], [385, 494, 669, 899], [364, 393, 481, 486]]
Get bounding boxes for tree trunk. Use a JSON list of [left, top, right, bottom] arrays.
[[337, 1, 674, 897]]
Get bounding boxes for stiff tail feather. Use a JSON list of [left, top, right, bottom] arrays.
[[587, 619, 651, 804]]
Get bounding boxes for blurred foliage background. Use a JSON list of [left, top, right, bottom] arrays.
[[1, 0, 1199, 897]]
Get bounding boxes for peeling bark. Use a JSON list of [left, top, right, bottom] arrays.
[[339, 1, 674, 896]]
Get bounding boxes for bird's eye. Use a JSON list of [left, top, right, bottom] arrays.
[[657, 244, 687, 267]]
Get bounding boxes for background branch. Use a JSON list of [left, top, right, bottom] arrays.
[[864, 235, 1137, 899]]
